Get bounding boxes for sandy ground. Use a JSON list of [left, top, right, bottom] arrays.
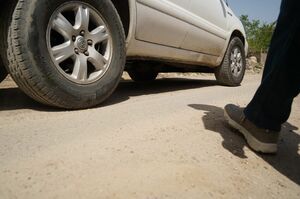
[[0, 73, 299, 199]]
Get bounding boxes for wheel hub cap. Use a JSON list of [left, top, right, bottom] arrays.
[[75, 36, 88, 52]]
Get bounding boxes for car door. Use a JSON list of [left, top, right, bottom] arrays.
[[135, 0, 191, 48], [180, 0, 229, 56]]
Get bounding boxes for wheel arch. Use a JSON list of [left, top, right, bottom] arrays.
[[230, 29, 246, 46], [110, 0, 136, 44], [216, 27, 248, 68]]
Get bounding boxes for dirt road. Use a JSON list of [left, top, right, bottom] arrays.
[[0, 73, 299, 199]]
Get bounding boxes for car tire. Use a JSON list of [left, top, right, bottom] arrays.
[[7, 0, 125, 109], [127, 62, 159, 82], [215, 37, 246, 86], [0, 0, 18, 83]]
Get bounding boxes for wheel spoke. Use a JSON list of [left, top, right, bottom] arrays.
[[230, 62, 235, 69], [75, 6, 90, 30], [72, 56, 88, 81], [237, 62, 242, 70], [51, 41, 74, 63], [237, 52, 242, 61], [230, 52, 235, 61], [234, 48, 238, 57], [89, 26, 108, 44], [52, 13, 74, 39], [233, 66, 238, 75], [88, 48, 108, 70]]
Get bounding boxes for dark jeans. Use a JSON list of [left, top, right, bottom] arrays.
[[244, 0, 300, 131]]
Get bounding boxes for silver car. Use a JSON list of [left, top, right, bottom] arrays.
[[0, 0, 247, 109]]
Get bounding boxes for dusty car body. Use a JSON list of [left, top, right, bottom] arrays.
[[127, 0, 247, 66], [0, 0, 247, 109]]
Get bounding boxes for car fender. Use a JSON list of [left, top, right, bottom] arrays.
[[217, 15, 248, 66], [126, 0, 137, 48]]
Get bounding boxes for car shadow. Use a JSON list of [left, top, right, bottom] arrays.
[[189, 104, 300, 186], [104, 78, 218, 106], [0, 77, 218, 112]]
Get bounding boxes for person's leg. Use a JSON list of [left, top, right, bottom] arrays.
[[224, 0, 300, 153], [244, 0, 300, 131]]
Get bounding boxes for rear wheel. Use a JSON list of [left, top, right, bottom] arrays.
[[127, 62, 159, 82], [215, 37, 246, 86], [0, 66, 7, 83], [7, 0, 126, 109]]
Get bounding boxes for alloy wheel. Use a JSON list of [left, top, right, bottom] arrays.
[[47, 2, 113, 84], [230, 47, 243, 77]]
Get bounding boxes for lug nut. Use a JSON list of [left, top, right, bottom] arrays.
[[72, 36, 76, 41], [87, 40, 93, 46], [80, 30, 85, 36], [84, 51, 89, 56], [74, 48, 79, 54]]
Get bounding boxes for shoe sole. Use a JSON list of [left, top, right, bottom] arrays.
[[224, 110, 277, 154]]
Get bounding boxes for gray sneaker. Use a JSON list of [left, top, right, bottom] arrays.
[[224, 104, 279, 153]]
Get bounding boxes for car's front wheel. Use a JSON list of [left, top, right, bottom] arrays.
[[215, 37, 246, 86], [7, 0, 125, 109]]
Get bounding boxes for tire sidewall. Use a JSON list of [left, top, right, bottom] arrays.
[[22, 0, 125, 106]]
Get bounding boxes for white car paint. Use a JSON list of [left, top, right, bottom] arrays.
[[125, 0, 247, 67]]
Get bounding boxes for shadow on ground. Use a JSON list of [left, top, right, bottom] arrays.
[[0, 78, 217, 111], [189, 104, 300, 186]]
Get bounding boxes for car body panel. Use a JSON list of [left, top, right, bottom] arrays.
[[0, 0, 247, 72], [135, 1, 189, 48], [125, 0, 247, 67], [127, 38, 219, 67], [181, 0, 228, 55]]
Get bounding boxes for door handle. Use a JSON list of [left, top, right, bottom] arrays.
[[227, 12, 233, 16]]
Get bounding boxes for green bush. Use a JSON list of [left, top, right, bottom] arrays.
[[240, 15, 276, 53]]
